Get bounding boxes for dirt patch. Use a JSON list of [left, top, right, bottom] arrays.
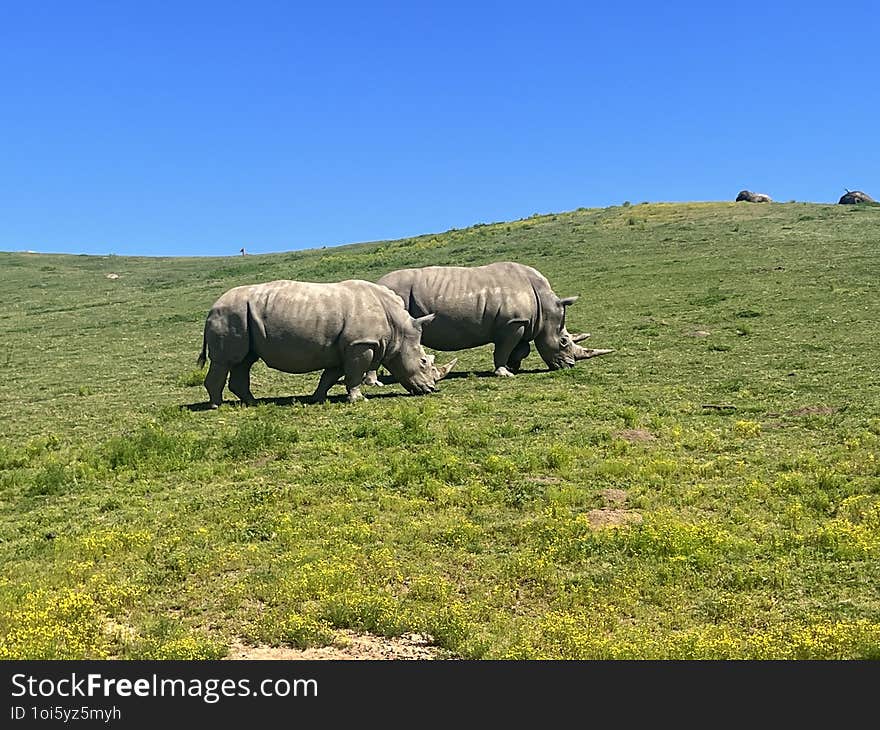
[[587, 508, 643, 529], [226, 631, 444, 660], [600, 488, 628, 506], [616, 429, 655, 443], [763, 420, 789, 430], [687, 330, 711, 337], [787, 406, 839, 417], [532, 475, 562, 485]]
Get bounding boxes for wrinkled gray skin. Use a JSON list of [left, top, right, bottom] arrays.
[[197, 279, 449, 407], [365, 262, 613, 380]]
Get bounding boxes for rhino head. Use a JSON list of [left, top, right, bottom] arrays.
[[384, 313, 456, 394], [535, 295, 614, 370]]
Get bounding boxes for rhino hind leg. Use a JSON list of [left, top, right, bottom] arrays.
[[310, 366, 344, 404], [228, 354, 258, 406], [493, 322, 527, 377], [204, 361, 229, 408], [507, 340, 531, 374]]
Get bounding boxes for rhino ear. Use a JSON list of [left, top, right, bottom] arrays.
[[412, 313, 436, 329], [558, 296, 579, 307]]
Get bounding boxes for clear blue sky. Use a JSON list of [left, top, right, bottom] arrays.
[[1, 1, 877, 256]]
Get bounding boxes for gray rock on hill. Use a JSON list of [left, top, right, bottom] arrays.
[[736, 190, 772, 203], [838, 190, 874, 205]]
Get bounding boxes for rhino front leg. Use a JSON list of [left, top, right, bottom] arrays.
[[493, 322, 527, 377], [310, 366, 344, 404], [363, 369, 384, 387], [204, 362, 229, 408], [344, 343, 377, 403], [228, 354, 258, 405], [507, 340, 531, 374]]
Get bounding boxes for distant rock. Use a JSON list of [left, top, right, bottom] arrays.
[[736, 190, 772, 203], [838, 190, 874, 205], [106, 273, 120, 279]]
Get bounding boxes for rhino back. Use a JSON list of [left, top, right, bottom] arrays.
[[382, 263, 540, 350], [230, 280, 395, 373]]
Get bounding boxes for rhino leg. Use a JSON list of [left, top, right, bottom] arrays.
[[344, 343, 376, 403], [310, 366, 344, 404], [363, 369, 384, 387], [493, 322, 527, 377], [204, 361, 229, 408], [228, 353, 258, 405], [507, 340, 531, 374]]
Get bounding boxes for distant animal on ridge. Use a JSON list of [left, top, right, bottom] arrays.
[[838, 190, 874, 205], [736, 190, 772, 203]]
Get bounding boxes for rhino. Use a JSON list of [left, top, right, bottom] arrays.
[[197, 279, 455, 407], [365, 262, 612, 382]]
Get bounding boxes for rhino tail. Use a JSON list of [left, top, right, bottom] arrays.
[[197, 326, 208, 369]]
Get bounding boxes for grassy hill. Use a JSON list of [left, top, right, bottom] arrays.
[[1, 201, 879, 659]]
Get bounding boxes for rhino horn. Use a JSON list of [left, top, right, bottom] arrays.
[[434, 357, 458, 381], [573, 346, 614, 360], [571, 332, 591, 343], [413, 313, 436, 328]]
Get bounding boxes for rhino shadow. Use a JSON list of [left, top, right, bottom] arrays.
[[181, 367, 554, 411], [181, 389, 422, 412], [375, 368, 547, 384], [444, 368, 547, 379]]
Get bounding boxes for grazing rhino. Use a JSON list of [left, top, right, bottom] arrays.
[[197, 279, 455, 407], [365, 262, 612, 381]]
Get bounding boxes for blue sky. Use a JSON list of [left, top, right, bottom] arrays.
[[1, 1, 877, 256]]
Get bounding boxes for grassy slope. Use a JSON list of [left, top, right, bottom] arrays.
[[1, 201, 878, 658]]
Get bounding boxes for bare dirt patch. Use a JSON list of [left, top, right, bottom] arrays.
[[787, 406, 839, 417], [532, 475, 562, 485], [587, 508, 643, 529], [763, 420, 788, 430], [600, 488, 628, 506], [616, 429, 655, 443], [687, 330, 711, 337], [226, 631, 444, 660]]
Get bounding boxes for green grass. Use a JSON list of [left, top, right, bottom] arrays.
[[1, 201, 879, 659]]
